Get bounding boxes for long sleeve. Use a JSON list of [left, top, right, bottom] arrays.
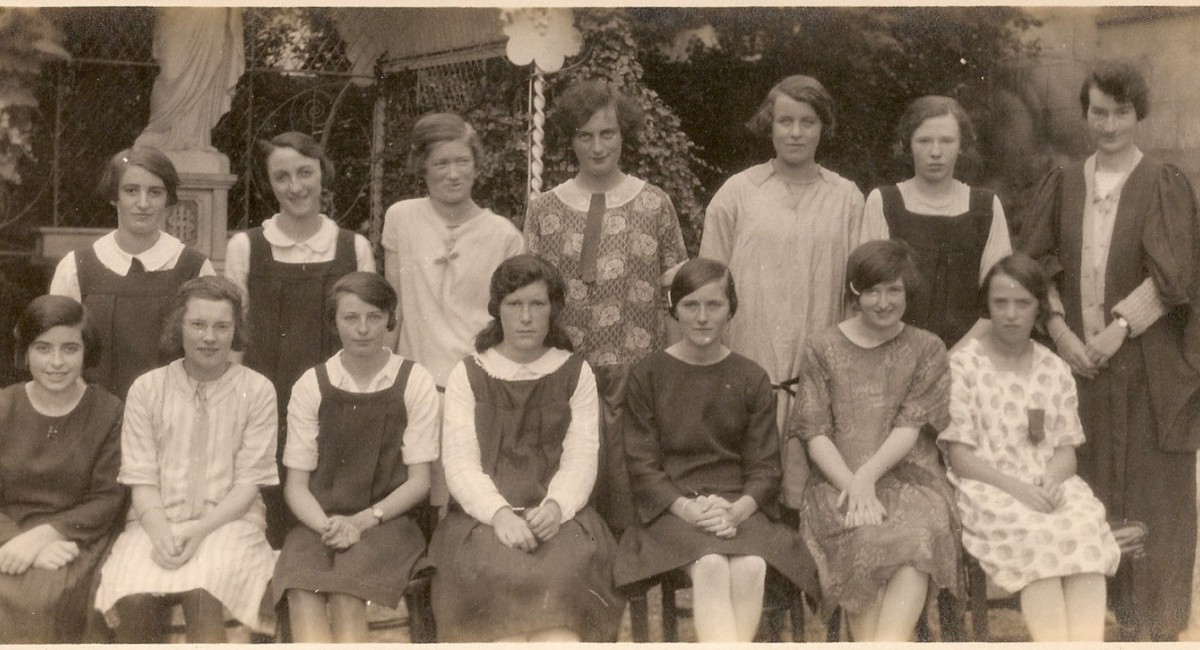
[[979, 196, 1014, 284], [699, 177, 739, 263], [543, 362, 599, 522], [352, 233, 377, 273], [47, 407, 125, 545], [223, 232, 251, 301], [1114, 277, 1170, 337], [739, 370, 782, 509], [849, 186, 884, 247], [441, 362, 510, 525], [622, 362, 685, 523], [1017, 166, 1067, 284]]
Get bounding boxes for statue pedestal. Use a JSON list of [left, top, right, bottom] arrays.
[[164, 150, 236, 272], [38, 152, 238, 273]]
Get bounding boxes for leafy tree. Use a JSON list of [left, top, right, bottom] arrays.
[[381, 8, 709, 254], [632, 7, 1039, 197]]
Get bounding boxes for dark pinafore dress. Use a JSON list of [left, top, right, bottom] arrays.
[[881, 185, 993, 347], [242, 226, 356, 547], [271, 361, 426, 608], [76, 244, 206, 399], [427, 354, 623, 642]]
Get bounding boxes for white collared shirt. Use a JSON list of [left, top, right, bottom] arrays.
[[441, 347, 599, 525], [285, 349, 441, 471], [223, 214, 375, 300], [49, 231, 216, 301]]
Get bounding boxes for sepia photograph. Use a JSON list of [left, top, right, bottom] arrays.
[[0, 4, 1197, 643]]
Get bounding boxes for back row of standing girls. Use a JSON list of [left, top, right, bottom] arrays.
[[18, 58, 1194, 642]]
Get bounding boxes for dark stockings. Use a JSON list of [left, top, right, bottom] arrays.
[[114, 589, 226, 643]]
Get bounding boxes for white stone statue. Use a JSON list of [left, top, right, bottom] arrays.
[[135, 7, 243, 171]]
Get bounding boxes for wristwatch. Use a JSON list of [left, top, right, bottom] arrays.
[[370, 507, 385, 524]]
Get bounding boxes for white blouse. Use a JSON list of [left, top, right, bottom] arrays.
[[863, 179, 1012, 285], [285, 349, 441, 471], [441, 347, 598, 525], [120, 361, 278, 526], [49, 230, 216, 301], [224, 214, 375, 300]]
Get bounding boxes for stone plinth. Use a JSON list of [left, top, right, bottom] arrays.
[[37, 170, 237, 273]]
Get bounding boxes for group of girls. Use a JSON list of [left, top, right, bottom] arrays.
[[0, 57, 1195, 645]]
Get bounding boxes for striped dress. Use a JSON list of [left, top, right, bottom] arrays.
[[95, 361, 279, 632]]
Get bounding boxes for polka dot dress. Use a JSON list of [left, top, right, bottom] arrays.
[[939, 339, 1120, 593]]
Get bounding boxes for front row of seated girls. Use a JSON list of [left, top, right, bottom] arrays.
[[0, 247, 1125, 643]]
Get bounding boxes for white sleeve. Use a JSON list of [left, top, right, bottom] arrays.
[[223, 232, 251, 303], [441, 361, 510, 524], [48, 252, 82, 302], [699, 178, 739, 263], [283, 367, 322, 472], [978, 195, 1014, 284], [401, 363, 441, 465], [354, 234, 376, 273], [543, 361, 599, 522]]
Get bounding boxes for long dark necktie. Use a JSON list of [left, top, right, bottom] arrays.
[[579, 192, 606, 283]]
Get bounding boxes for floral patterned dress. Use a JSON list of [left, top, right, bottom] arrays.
[[523, 176, 687, 368], [789, 325, 963, 615], [939, 339, 1120, 593]]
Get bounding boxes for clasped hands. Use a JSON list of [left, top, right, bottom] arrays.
[[1054, 321, 1125, 379], [1009, 474, 1066, 514], [315, 508, 390, 551], [0, 526, 78, 575], [837, 473, 887, 528], [677, 494, 752, 539], [149, 524, 206, 570], [491, 501, 563, 553]]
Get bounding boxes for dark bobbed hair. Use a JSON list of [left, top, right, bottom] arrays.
[[550, 79, 644, 154], [1080, 60, 1149, 121], [160, 276, 248, 359], [406, 112, 486, 178], [325, 271, 398, 332], [896, 95, 977, 159], [980, 253, 1053, 329], [97, 146, 179, 207], [258, 131, 335, 191], [746, 75, 837, 143], [668, 257, 738, 319], [15, 295, 102, 369], [845, 239, 924, 307], [474, 254, 574, 353]]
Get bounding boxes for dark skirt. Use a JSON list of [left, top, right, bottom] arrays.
[[801, 462, 964, 616], [428, 506, 623, 642], [1077, 340, 1196, 639], [272, 515, 426, 609], [0, 533, 112, 643], [614, 510, 818, 596]]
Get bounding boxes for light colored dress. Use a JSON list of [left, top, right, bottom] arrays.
[[381, 198, 524, 386], [524, 175, 687, 368], [95, 361, 279, 632], [701, 162, 885, 429], [939, 339, 1120, 594], [790, 325, 963, 615]]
